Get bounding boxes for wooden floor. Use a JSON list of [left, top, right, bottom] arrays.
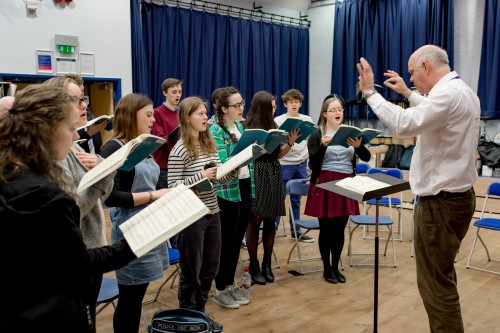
[[96, 179, 500, 333]]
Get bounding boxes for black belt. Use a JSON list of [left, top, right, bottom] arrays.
[[425, 188, 473, 199]]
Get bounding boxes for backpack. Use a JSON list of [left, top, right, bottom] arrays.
[[382, 144, 405, 168], [477, 134, 500, 168], [398, 144, 415, 170], [148, 308, 212, 333]]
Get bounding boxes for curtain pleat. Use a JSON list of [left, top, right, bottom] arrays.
[[478, 0, 500, 119], [331, 0, 454, 120], [131, 2, 309, 118]]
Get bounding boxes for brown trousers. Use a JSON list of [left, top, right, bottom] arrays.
[[414, 188, 475, 333]]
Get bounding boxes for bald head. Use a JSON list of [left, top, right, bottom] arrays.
[[407, 44, 452, 94], [411, 45, 450, 72]]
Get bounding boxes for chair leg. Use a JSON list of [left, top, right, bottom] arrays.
[[272, 248, 280, 268], [348, 222, 361, 267], [276, 215, 287, 237], [349, 222, 396, 268], [390, 225, 397, 267], [287, 228, 304, 274], [143, 265, 179, 305], [467, 229, 500, 275]]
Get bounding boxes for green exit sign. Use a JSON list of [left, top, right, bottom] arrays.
[[58, 45, 75, 54]]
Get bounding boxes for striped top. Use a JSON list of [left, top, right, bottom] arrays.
[[167, 141, 236, 213]]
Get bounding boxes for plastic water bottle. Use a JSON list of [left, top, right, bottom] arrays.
[[241, 266, 251, 296]]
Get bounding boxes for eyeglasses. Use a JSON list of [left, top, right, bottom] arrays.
[[325, 108, 344, 113], [78, 96, 89, 106], [228, 101, 245, 109]]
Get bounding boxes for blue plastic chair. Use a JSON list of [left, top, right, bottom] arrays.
[[96, 277, 119, 315], [143, 246, 180, 305], [285, 179, 322, 275], [466, 182, 500, 275], [363, 168, 404, 241], [347, 169, 398, 268], [355, 162, 370, 174]]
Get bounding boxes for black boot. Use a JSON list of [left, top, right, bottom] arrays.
[[249, 260, 266, 285], [323, 265, 338, 284], [261, 259, 274, 283], [333, 269, 346, 283]]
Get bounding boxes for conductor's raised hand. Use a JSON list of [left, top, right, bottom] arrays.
[[383, 70, 412, 98], [356, 57, 375, 94]]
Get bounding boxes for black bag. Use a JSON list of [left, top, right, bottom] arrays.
[[477, 134, 500, 168], [148, 308, 212, 333], [398, 144, 415, 170], [382, 144, 405, 168]]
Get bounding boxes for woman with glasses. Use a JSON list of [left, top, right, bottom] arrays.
[[305, 94, 371, 284], [210, 86, 254, 309], [242, 91, 299, 285], [43, 76, 116, 332]]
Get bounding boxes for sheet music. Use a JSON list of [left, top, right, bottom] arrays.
[[217, 144, 260, 179], [119, 185, 209, 257], [77, 143, 130, 193], [336, 176, 391, 194]]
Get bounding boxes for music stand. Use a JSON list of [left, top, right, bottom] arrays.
[[316, 173, 410, 333]]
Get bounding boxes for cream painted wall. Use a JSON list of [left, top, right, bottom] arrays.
[[307, 5, 335, 123], [454, 0, 485, 92], [0, 0, 132, 94]]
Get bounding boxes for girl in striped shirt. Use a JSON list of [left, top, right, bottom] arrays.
[[168, 96, 237, 330]]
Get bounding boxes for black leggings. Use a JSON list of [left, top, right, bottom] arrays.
[[113, 283, 149, 333], [246, 214, 276, 263], [318, 216, 349, 271]]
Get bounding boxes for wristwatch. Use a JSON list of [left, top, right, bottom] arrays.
[[364, 89, 377, 99]]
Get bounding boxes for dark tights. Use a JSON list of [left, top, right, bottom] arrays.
[[113, 283, 149, 333], [318, 216, 349, 272], [246, 214, 276, 263]]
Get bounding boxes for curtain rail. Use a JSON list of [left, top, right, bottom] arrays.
[[310, 0, 352, 8], [143, 0, 311, 28]]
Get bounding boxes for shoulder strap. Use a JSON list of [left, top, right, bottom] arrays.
[[113, 138, 125, 147]]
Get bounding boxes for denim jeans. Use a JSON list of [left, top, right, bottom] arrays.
[[275, 161, 309, 233], [414, 188, 475, 333]]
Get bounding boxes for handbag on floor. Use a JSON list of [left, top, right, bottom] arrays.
[[148, 308, 212, 333]]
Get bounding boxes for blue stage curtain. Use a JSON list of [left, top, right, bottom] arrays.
[[331, 0, 454, 120], [132, 2, 309, 118], [478, 0, 500, 119], [130, 0, 150, 95]]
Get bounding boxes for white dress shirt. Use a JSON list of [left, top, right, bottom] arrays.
[[367, 71, 480, 196]]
